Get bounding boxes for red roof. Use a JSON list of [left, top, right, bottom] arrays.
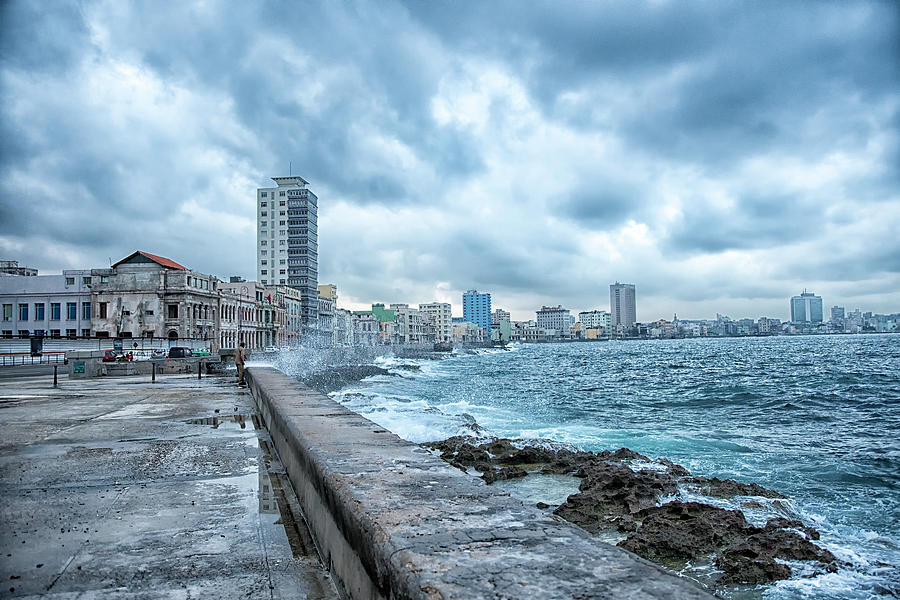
[[112, 251, 187, 270]]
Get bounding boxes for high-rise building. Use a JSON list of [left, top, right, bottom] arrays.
[[790, 291, 824, 323], [610, 282, 636, 331], [462, 290, 492, 333], [830, 306, 845, 322], [257, 176, 319, 334], [420, 302, 452, 342]]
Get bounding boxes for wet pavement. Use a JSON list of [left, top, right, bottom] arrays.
[[0, 373, 336, 599]]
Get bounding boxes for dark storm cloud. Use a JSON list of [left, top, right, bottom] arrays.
[[1, 0, 898, 317], [666, 194, 823, 254]]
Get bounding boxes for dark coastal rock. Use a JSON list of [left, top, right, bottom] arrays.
[[685, 476, 786, 499], [619, 502, 836, 585], [554, 463, 678, 533], [424, 435, 836, 587], [618, 502, 751, 560], [481, 465, 528, 484]]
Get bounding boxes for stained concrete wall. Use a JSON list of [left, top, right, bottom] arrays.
[[245, 367, 713, 600]]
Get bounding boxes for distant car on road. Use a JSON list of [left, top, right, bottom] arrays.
[[192, 349, 211, 357], [264, 346, 278, 353], [102, 350, 118, 363], [167, 347, 191, 359], [151, 349, 167, 359]]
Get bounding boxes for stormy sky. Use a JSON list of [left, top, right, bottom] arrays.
[[1, 1, 898, 321]]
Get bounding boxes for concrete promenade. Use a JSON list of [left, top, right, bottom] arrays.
[[0, 372, 336, 599]]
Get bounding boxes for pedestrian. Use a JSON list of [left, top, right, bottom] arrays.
[[235, 342, 247, 385]]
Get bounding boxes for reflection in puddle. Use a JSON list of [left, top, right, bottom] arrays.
[[490, 473, 582, 508], [186, 415, 259, 430]]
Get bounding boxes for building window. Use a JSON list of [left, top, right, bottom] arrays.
[[67, 302, 77, 320], [279, 191, 285, 196], [2, 330, 11, 338], [100, 275, 109, 283], [34, 303, 44, 321], [83, 277, 91, 285], [18, 330, 29, 338], [261, 241, 267, 246], [99, 302, 107, 318], [261, 260, 267, 265], [2, 304, 11, 321], [81, 329, 91, 337], [66, 329, 77, 338], [18, 304, 28, 321], [279, 269, 286, 274], [65, 276, 75, 285], [96, 331, 109, 338], [280, 259, 285, 264], [168, 304, 178, 319], [82, 302, 91, 319], [50, 329, 61, 338], [261, 192, 268, 198], [50, 303, 61, 320], [279, 220, 285, 225], [146, 309, 154, 316], [280, 201, 286, 206], [261, 269, 268, 275]]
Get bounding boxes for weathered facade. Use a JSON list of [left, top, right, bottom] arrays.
[[90, 252, 220, 347]]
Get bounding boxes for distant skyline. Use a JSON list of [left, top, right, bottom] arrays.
[[2, 1, 898, 322]]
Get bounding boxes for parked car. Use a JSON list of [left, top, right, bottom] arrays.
[[193, 348, 211, 357], [167, 347, 192, 359], [264, 346, 279, 353], [102, 350, 118, 363], [151, 349, 167, 359]]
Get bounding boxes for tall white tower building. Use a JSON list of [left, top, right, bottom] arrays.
[[257, 176, 319, 334]]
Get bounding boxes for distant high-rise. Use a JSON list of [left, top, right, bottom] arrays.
[[462, 290, 492, 332], [610, 283, 636, 331], [257, 176, 319, 333], [790, 291, 824, 323], [830, 306, 845, 322]]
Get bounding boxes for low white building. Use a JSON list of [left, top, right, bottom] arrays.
[[536, 306, 571, 338], [0, 270, 93, 338]]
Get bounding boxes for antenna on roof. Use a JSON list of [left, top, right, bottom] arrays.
[[289, 161, 292, 176]]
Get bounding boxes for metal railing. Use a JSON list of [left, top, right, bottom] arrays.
[[0, 352, 67, 367]]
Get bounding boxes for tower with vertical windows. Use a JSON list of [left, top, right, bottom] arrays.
[[257, 176, 319, 334], [609, 282, 636, 332], [462, 290, 492, 333]]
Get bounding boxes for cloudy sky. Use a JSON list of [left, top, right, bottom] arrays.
[[1, 1, 898, 321]]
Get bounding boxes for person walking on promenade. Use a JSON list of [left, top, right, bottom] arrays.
[[235, 342, 247, 386]]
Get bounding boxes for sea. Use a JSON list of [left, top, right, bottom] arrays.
[[318, 335, 898, 598]]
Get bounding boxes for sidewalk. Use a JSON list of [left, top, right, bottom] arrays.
[[0, 372, 336, 599]]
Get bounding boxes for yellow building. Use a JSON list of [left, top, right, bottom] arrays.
[[317, 284, 337, 302]]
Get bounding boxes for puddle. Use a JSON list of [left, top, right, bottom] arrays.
[[490, 473, 582, 508], [186, 415, 259, 430]]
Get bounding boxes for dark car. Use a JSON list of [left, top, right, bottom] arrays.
[[102, 350, 118, 363], [167, 347, 192, 359]]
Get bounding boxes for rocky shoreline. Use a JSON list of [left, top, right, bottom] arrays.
[[425, 436, 839, 590]]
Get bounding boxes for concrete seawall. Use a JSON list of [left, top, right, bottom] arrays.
[[245, 367, 713, 600]]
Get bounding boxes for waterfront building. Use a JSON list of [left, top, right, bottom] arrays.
[[790, 290, 824, 323], [0, 269, 93, 339], [257, 175, 319, 336], [390, 303, 433, 344], [270, 285, 303, 347], [610, 283, 637, 333], [351, 312, 379, 346], [419, 302, 452, 342], [318, 296, 334, 346], [830, 306, 845, 322], [219, 279, 270, 349], [491, 309, 510, 325], [451, 321, 485, 344], [756, 317, 780, 335], [89, 251, 222, 345], [333, 308, 354, 346], [578, 310, 611, 333], [462, 290, 492, 335], [536, 305, 571, 338], [0, 260, 38, 277]]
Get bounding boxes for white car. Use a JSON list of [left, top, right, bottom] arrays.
[[264, 346, 279, 353]]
